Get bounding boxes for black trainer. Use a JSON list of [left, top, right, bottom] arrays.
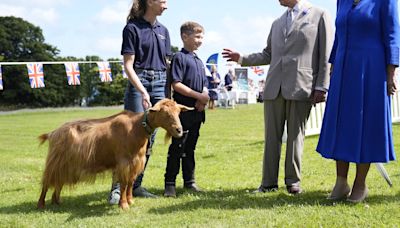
[[164, 185, 176, 197]]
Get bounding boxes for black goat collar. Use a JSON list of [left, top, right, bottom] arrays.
[[142, 110, 155, 135]]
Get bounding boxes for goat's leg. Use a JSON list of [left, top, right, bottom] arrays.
[[119, 182, 129, 210], [116, 164, 131, 209], [127, 159, 144, 205], [126, 179, 134, 205], [127, 166, 137, 205], [37, 185, 48, 209], [51, 184, 63, 205]]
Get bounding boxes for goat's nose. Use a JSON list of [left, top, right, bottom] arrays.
[[176, 128, 182, 135]]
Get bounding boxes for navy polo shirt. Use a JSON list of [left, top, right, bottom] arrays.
[[121, 18, 172, 71], [171, 49, 208, 108]]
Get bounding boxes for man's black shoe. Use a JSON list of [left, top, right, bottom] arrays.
[[286, 184, 302, 195]]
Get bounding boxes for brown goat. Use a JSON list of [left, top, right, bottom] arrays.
[[37, 99, 192, 210]]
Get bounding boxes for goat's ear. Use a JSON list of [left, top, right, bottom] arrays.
[[178, 104, 194, 112], [149, 106, 160, 112]]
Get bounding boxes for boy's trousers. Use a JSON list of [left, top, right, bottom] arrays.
[[165, 118, 202, 186]]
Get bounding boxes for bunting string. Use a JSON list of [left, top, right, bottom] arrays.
[[0, 60, 124, 90], [0, 59, 266, 91]]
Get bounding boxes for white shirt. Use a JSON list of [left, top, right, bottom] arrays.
[[288, 0, 305, 21]]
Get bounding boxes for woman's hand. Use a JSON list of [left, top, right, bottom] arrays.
[[142, 92, 152, 109], [387, 65, 398, 96]]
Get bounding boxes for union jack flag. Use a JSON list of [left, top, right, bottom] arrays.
[[0, 65, 3, 90], [250, 66, 265, 76], [97, 62, 113, 82], [120, 62, 128, 78], [27, 63, 45, 88], [64, 62, 81, 85]]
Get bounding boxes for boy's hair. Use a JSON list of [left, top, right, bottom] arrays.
[[180, 21, 204, 36]]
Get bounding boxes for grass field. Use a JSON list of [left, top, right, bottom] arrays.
[[0, 104, 399, 227]]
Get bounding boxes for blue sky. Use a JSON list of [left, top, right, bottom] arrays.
[[0, 0, 337, 64]]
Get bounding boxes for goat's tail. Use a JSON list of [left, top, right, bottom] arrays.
[[38, 134, 49, 146]]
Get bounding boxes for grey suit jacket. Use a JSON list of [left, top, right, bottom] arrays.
[[242, 1, 333, 101]]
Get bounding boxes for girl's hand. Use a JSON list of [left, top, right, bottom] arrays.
[[142, 92, 152, 109]]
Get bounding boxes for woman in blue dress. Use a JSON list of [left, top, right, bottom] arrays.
[[317, 0, 399, 203]]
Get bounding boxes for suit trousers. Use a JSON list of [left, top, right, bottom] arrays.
[[261, 92, 311, 187]]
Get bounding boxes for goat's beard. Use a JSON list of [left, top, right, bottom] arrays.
[[164, 132, 172, 144]]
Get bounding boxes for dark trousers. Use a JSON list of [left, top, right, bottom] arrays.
[[164, 120, 202, 186]]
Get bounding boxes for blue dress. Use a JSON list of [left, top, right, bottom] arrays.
[[317, 0, 399, 163]]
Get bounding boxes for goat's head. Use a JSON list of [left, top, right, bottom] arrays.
[[148, 99, 193, 139]]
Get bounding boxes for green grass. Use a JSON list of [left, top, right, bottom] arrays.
[[0, 104, 399, 227]]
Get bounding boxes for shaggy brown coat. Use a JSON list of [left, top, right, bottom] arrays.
[[37, 99, 192, 209]]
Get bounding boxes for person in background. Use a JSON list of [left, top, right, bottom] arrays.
[[224, 69, 234, 91], [207, 65, 221, 109], [222, 0, 333, 194], [317, 0, 399, 203], [108, 0, 171, 204], [163, 21, 209, 197]]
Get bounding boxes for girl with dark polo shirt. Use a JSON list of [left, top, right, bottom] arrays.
[[108, 0, 171, 204]]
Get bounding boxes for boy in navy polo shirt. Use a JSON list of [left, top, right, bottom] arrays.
[[164, 21, 209, 197]]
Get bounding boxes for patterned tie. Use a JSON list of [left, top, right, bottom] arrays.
[[286, 9, 293, 33]]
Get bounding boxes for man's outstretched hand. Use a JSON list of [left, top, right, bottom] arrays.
[[222, 48, 240, 62]]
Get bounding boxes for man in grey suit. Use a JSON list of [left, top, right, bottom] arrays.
[[222, 0, 333, 194]]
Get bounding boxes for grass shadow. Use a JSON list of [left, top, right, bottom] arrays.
[[148, 188, 400, 214], [0, 190, 117, 221], [0, 187, 25, 194], [245, 140, 264, 146]]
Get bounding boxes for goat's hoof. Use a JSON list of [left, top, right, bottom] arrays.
[[127, 198, 134, 205], [37, 202, 45, 209], [119, 202, 130, 210], [51, 200, 61, 205]]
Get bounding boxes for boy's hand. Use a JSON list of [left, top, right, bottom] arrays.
[[198, 91, 210, 104], [195, 100, 207, 112]]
